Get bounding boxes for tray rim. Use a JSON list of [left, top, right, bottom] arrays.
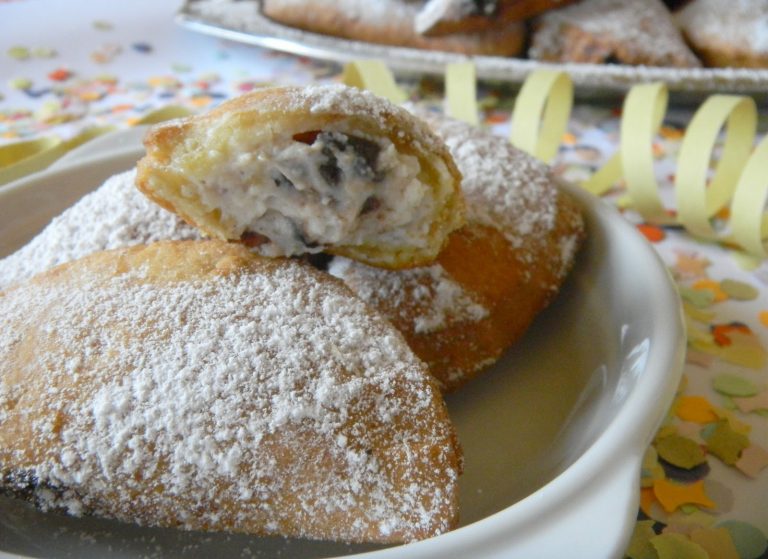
[[176, 0, 768, 101]]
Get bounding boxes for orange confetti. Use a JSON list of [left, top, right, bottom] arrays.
[[690, 528, 740, 559], [561, 132, 577, 145], [660, 125, 684, 140], [637, 224, 666, 243], [711, 322, 751, 346], [760, 311, 768, 327], [733, 390, 768, 413], [735, 445, 768, 478], [652, 478, 716, 513], [47, 67, 72, 81], [674, 252, 711, 280], [692, 279, 728, 303], [485, 112, 508, 125], [676, 396, 719, 424], [640, 486, 658, 517]]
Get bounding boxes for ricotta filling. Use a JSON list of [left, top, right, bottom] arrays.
[[188, 129, 434, 257]]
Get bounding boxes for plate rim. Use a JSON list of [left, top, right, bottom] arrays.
[[176, 0, 768, 100], [0, 128, 686, 558]]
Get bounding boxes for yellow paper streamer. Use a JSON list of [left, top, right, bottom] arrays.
[[510, 69, 573, 163], [675, 95, 757, 239], [135, 105, 194, 125], [445, 61, 479, 126], [580, 150, 622, 196], [730, 135, 768, 258], [620, 83, 676, 225], [341, 60, 407, 104], [0, 125, 114, 186]]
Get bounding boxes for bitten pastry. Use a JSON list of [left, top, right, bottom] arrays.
[[674, 0, 768, 68], [329, 116, 585, 392], [136, 85, 465, 270], [261, 0, 526, 57], [528, 0, 701, 67], [0, 240, 461, 544], [415, 0, 577, 36]]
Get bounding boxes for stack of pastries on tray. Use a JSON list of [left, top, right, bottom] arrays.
[[260, 0, 768, 69], [0, 84, 584, 544]]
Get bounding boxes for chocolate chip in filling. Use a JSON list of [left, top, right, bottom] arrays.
[[292, 130, 384, 186]]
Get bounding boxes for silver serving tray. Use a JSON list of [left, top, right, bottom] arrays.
[[176, 0, 768, 102]]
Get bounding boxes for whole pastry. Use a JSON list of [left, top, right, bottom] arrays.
[[136, 84, 465, 270], [528, 0, 701, 67], [674, 0, 768, 68], [0, 240, 461, 544], [261, 0, 526, 56], [330, 116, 585, 391]]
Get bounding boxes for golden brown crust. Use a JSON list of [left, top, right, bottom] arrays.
[[136, 85, 465, 270], [0, 240, 461, 543], [330, 117, 585, 392], [261, 0, 526, 56]]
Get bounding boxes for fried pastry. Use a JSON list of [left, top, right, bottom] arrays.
[[329, 117, 585, 392], [136, 85, 465, 270], [0, 240, 461, 544], [528, 0, 701, 67], [415, 0, 577, 36], [261, 0, 526, 57], [674, 0, 768, 68], [0, 170, 199, 291]]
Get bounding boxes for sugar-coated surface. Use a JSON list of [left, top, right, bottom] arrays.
[[427, 116, 558, 257], [675, 0, 768, 54], [0, 170, 198, 290], [329, 257, 489, 335], [0, 246, 458, 542], [330, 116, 578, 335], [529, 0, 700, 66]]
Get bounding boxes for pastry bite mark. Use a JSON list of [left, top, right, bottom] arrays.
[[331, 116, 585, 392], [0, 240, 461, 544], [135, 85, 465, 270]]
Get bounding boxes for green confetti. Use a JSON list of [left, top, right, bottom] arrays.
[[650, 533, 709, 559], [93, 20, 114, 31], [7, 46, 30, 60], [8, 77, 32, 90], [679, 286, 716, 309], [32, 47, 57, 58], [720, 279, 759, 301], [706, 421, 750, 465], [626, 520, 659, 559], [713, 373, 759, 397], [656, 435, 707, 469], [718, 521, 768, 559]]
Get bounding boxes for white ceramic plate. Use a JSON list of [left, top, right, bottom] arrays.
[[176, 0, 768, 102], [0, 128, 685, 559]]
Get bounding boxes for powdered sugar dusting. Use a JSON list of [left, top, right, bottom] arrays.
[[529, 0, 700, 67], [0, 170, 198, 290], [328, 257, 488, 334], [675, 0, 768, 55], [424, 115, 559, 257], [0, 245, 458, 542], [282, 84, 445, 154]]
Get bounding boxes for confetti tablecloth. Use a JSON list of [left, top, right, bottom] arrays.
[[1, 1, 767, 558]]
